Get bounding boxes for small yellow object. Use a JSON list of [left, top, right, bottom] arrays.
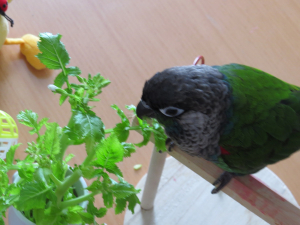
[[133, 164, 142, 170], [3, 35, 46, 70], [0, 0, 46, 70], [20, 34, 46, 70], [0, 110, 18, 159]]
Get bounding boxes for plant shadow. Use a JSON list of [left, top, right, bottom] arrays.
[[18, 52, 53, 78]]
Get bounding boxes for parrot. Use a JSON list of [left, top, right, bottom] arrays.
[[136, 58, 300, 194]]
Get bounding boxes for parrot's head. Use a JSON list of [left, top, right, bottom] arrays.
[[137, 65, 231, 158]]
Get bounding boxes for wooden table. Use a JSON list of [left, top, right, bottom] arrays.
[[2, 0, 300, 224]]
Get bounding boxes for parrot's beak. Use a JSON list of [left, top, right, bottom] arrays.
[[136, 101, 155, 119]]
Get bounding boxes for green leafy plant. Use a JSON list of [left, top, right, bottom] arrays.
[[0, 33, 167, 225]]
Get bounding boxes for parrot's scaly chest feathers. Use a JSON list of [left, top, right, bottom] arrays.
[[139, 65, 232, 159], [169, 111, 224, 159]]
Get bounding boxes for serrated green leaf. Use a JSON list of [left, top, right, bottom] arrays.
[[85, 73, 111, 99], [33, 209, 45, 225], [0, 171, 9, 194], [115, 198, 127, 214], [6, 143, 21, 165], [122, 143, 136, 158], [72, 109, 105, 146], [44, 122, 61, 157], [125, 105, 136, 113], [16, 181, 50, 211], [34, 168, 51, 184], [66, 205, 83, 224], [106, 164, 123, 177], [64, 154, 75, 163], [135, 127, 151, 147], [126, 194, 141, 214], [82, 166, 104, 179], [87, 199, 108, 218], [5, 183, 21, 196], [54, 72, 67, 88], [151, 119, 167, 152], [63, 126, 84, 145], [96, 208, 108, 218], [90, 98, 100, 102], [66, 66, 81, 76], [86, 180, 103, 192], [0, 158, 6, 168], [81, 166, 95, 179], [102, 192, 113, 208], [40, 205, 61, 225], [18, 163, 35, 180], [78, 211, 94, 223], [111, 105, 130, 125], [37, 117, 49, 132], [93, 134, 124, 169], [110, 182, 140, 199], [37, 33, 70, 69], [17, 110, 38, 134], [111, 105, 131, 142], [113, 123, 129, 142], [22, 154, 35, 164], [51, 161, 66, 181], [25, 141, 38, 155]]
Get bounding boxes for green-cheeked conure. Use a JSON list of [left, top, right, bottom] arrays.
[[136, 61, 300, 193]]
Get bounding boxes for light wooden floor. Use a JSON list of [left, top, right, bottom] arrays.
[[2, 0, 300, 224]]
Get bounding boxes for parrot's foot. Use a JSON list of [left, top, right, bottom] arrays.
[[165, 138, 175, 152], [211, 172, 234, 194]]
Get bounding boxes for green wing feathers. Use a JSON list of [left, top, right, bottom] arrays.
[[214, 64, 300, 174]]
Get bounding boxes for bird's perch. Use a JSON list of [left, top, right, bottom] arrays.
[[132, 117, 300, 225]]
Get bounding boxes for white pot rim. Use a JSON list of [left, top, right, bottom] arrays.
[[9, 169, 89, 225]]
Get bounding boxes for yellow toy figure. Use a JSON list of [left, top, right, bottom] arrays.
[[0, 0, 46, 70]]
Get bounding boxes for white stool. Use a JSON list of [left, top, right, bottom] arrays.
[[124, 144, 300, 225]]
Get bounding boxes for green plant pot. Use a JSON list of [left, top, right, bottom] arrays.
[[8, 168, 89, 225]]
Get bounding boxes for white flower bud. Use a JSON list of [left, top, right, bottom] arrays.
[[48, 84, 58, 92]]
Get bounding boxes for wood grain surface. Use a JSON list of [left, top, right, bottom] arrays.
[[2, 0, 300, 224]]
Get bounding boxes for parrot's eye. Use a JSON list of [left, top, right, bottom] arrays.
[[159, 106, 184, 117], [140, 99, 152, 110]]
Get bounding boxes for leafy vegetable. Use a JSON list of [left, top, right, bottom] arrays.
[[0, 32, 167, 225]]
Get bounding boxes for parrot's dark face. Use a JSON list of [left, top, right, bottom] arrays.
[[137, 65, 231, 159]]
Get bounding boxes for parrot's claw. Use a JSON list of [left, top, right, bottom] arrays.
[[211, 172, 234, 194], [165, 138, 175, 152]]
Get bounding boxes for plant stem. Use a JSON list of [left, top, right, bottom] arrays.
[[60, 62, 71, 90], [7, 163, 39, 171], [82, 142, 98, 167], [56, 112, 76, 162], [55, 169, 82, 207], [60, 190, 101, 209], [49, 173, 62, 186], [104, 126, 142, 134], [104, 128, 113, 134]]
